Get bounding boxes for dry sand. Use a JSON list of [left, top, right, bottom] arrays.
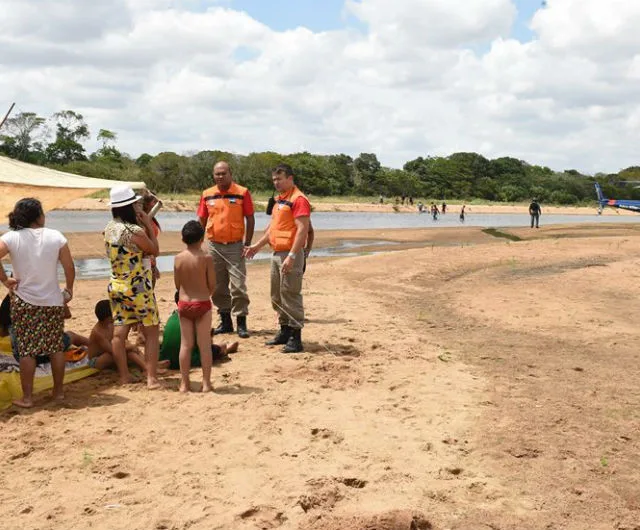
[[2, 224, 640, 529]]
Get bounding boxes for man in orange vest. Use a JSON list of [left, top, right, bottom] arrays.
[[198, 161, 255, 338], [244, 163, 310, 353]]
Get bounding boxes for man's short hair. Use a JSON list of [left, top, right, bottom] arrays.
[[95, 300, 112, 321], [272, 163, 294, 176], [182, 220, 205, 245]]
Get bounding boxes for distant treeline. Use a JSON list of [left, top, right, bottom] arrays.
[[2, 109, 640, 203]]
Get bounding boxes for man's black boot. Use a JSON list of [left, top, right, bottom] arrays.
[[214, 312, 234, 334], [266, 325, 291, 346], [282, 328, 303, 354], [237, 316, 250, 339]]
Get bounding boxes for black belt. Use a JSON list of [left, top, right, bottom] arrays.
[[212, 240, 243, 245]]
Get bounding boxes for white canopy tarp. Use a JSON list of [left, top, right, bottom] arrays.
[[0, 155, 145, 222]]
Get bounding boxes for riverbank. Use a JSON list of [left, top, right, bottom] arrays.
[[63, 227, 495, 260], [2, 224, 639, 529], [59, 197, 630, 216], [58, 223, 640, 259]]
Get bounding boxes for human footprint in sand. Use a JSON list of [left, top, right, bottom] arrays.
[[174, 221, 216, 393]]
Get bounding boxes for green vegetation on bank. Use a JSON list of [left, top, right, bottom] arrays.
[[3, 109, 640, 205]]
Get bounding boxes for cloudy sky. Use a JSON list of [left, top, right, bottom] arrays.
[[2, 0, 639, 173]]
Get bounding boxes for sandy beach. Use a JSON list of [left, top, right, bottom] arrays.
[[2, 223, 640, 529]]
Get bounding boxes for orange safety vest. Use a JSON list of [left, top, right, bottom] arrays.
[[269, 186, 309, 252], [201, 182, 248, 243]]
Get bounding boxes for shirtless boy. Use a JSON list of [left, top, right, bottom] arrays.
[[174, 220, 216, 393], [88, 300, 165, 374]]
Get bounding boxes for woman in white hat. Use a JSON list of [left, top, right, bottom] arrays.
[[104, 185, 161, 388]]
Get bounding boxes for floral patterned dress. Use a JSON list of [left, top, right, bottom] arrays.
[[104, 220, 159, 327]]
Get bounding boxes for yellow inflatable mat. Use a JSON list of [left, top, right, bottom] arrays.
[[0, 336, 98, 410]]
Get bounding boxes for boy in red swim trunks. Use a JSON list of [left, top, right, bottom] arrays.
[[174, 220, 216, 393]]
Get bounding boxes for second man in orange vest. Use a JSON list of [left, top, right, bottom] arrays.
[[244, 163, 310, 353], [197, 161, 255, 338]]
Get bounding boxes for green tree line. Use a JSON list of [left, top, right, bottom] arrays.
[[2, 109, 640, 204]]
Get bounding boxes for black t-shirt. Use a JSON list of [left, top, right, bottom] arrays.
[[529, 202, 540, 214]]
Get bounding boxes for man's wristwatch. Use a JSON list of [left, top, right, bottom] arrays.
[[288, 251, 296, 259]]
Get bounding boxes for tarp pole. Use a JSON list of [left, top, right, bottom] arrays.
[[0, 103, 16, 131]]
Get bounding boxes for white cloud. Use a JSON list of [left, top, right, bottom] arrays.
[[2, 0, 640, 172]]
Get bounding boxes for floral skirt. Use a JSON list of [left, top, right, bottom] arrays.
[[10, 295, 64, 358]]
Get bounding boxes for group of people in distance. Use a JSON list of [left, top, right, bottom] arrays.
[[0, 161, 312, 405]]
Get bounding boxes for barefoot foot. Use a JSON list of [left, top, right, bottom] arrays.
[[13, 398, 33, 408], [201, 383, 213, 393], [179, 381, 190, 393], [226, 341, 239, 354], [52, 392, 65, 402], [147, 378, 162, 390]]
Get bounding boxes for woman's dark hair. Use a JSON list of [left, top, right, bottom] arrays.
[[94, 299, 112, 321], [111, 204, 139, 226], [8, 198, 44, 230], [181, 220, 205, 245]]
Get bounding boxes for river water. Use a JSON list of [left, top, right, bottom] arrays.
[[1, 209, 638, 233], [2, 210, 637, 280]]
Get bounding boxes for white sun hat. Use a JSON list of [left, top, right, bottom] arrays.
[[109, 185, 142, 207]]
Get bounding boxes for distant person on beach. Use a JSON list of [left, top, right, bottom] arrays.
[[0, 198, 75, 408], [431, 203, 439, 220], [198, 161, 255, 339], [160, 290, 238, 371], [174, 220, 216, 393], [379, 195, 384, 205], [245, 163, 311, 354], [529, 198, 541, 228], [417, 202, 424, 213], [460, 204, 466, 222], [104, 186, 160, 388], [409, 196, 414, 206], [441, 201, 447, 214]]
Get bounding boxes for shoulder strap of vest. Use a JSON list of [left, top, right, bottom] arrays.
[[276, 187, 303, 208], [204, 183, 246, 201]]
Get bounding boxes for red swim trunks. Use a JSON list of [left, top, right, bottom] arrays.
[[177, 300, 212, 321]]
